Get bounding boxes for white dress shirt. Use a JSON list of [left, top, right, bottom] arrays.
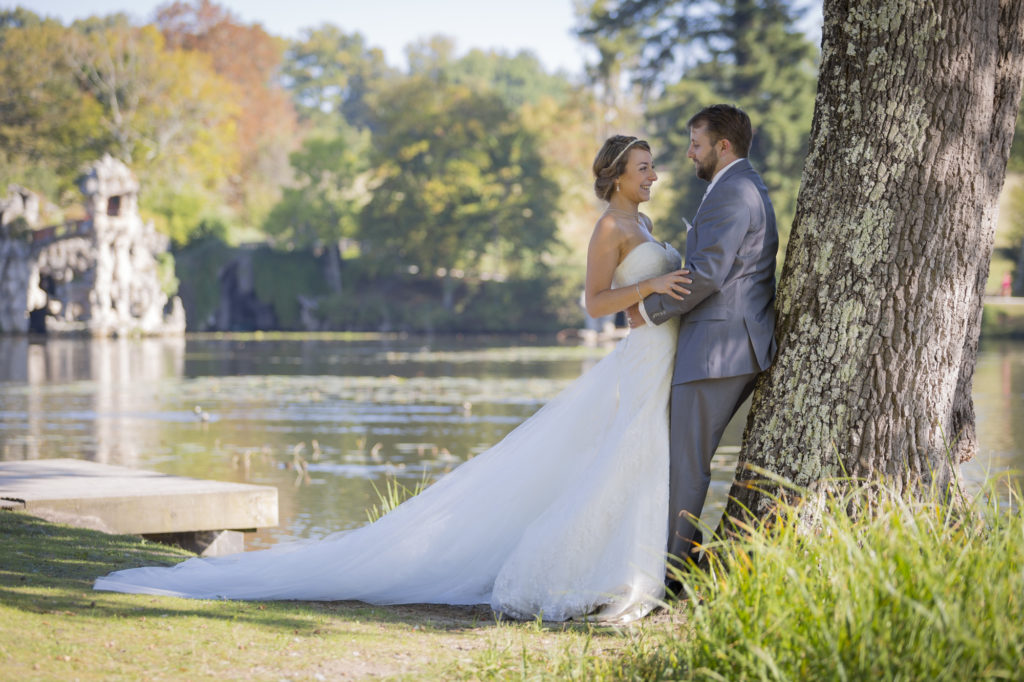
[[699, 158, 743, 207]]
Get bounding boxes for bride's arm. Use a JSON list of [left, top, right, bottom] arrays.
[[585, 216, 689, 319]]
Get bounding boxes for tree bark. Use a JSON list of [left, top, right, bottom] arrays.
[[728, 0, 1024, 519], [324, 241, 343, 294]]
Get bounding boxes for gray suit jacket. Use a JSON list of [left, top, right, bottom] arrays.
[[643, 158, 778, 385]]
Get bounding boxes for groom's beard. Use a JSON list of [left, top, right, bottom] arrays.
[[695, 148, 719, 182]]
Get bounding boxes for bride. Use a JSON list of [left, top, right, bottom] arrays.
[[94, 135, 691, 623]]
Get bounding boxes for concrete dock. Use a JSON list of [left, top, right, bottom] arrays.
[[0, 458, 278, 556]]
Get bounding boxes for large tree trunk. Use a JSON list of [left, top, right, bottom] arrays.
[[728, 0, 1024, 519]]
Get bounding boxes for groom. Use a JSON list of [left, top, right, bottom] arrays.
[[634, 104, 778, 580]]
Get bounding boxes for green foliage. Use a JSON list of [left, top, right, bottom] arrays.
[[459, 271, 585, 333], [1003, 181, 1024, 250], [1, 5, 610, 336], [191, 216, 230, 243], [316, 285, 453, 333], [443, 47, 577, 109], [0, 7, 43, 29], [65, 19, 240, 182], [360, 71, 562, 286], [981, 302, 1024, 338], [0, 215, 31, 240], [1008, 109, 1024, 173], [282, 24, 396, 129], [175, 241, 329, 331], [580, 478, 1024, 680], [263, 123, 370, 248], [171, 237, 234, 329], [19, 13, 242, 242], [310, 261, 580, 334], [576, 0, 646, 124], [0, 11, 109, 194], [141, 183, 224, 246], [154, 252, 179, 297], [0, 152, 66, 207], [1, 2, 821, 334], [0, 5, 301, 240], [172, 240, 579, 334], [250, 248, 331, 328], [154, 1, 299, 228]]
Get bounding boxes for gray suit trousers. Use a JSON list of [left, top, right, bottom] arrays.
[[666, 371, 758, 568]]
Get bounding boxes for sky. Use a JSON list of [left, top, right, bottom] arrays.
[[14, 0, 596, 76]]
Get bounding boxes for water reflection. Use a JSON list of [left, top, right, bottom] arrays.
[[963, 340, 1024, 489], [0, 336, 186, 464], [0, 335, 609, 547], [0, 335, 1020, 549]]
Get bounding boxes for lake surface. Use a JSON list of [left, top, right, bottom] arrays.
[[1, 334, 1021, 549]]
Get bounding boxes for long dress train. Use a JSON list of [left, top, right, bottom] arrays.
[[94, 241, 682, 622]]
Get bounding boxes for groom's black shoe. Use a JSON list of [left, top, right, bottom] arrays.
[[664, 578, 685, 603]]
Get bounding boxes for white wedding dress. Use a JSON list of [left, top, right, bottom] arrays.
[[95, 241, 682, 623]]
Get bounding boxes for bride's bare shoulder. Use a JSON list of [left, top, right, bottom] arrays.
[[590, 212, 626, 245]]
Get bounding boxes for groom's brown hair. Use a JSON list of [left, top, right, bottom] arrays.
[[687, 105, 752, 158]]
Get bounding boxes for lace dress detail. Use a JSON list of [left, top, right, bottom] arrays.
[[95, 241, 682, 623]]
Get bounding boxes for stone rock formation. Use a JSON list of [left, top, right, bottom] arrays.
[[0, 155, 185, 336]]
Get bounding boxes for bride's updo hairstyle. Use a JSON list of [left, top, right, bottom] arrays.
[[593, 135, 651, 201]]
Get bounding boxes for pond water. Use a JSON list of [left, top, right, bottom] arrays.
[[1, 334, 1021, 549]]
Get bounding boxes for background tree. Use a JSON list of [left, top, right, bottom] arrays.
[[0, 10, 105, 200], [263, 124, 370, 293], [264, 127, 368, 248], [423, 43, 605, 269], [360, 53, 561, 310], [575, 0, 646, 139], [62, 15, 239, 242], [155, 0, 299, 226], [729, 0, 1024, 517], [443, 48, 576, 110], [281, 24, 394, 131], [268, 23, 394, 294]]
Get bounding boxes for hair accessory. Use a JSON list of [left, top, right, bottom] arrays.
[[609, 138, 639, 169]]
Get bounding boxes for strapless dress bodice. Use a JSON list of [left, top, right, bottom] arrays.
[[612, 240, 682, 289]]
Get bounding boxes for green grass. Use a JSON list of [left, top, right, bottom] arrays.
[[366, 474, 430, 524], [570, 477, 1024, 681]]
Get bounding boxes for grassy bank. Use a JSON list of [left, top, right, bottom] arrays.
[[0, 512, 659, 680]]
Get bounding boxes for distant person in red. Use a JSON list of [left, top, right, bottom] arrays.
[[1002, 272, 1012, 297]]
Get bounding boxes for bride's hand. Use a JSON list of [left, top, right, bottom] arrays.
[[647, 270, 691, 300]]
